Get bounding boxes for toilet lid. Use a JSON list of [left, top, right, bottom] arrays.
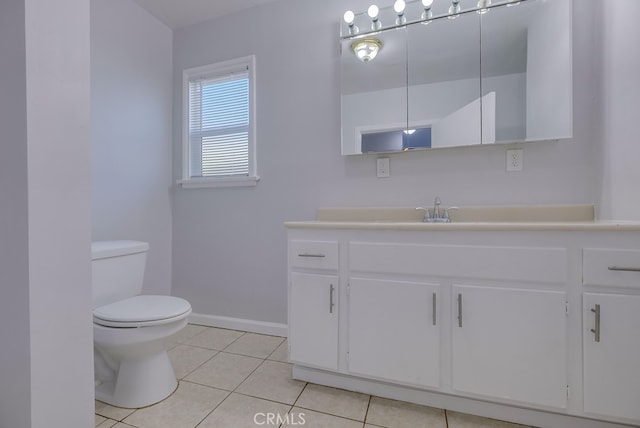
[[94, 295, 192, 327]]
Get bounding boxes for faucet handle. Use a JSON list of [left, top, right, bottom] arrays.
[[416, 207, 430, 222], [443, 206, 459, 223]]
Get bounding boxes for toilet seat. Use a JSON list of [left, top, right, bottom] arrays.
[[94, 295, 191, 328]]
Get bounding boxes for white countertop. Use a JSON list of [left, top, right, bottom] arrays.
[[284, 220, 640, 232]]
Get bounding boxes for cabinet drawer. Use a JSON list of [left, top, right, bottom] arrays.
[[349, 242, 567, 284], [583, 248, 640, 289], [290, 240, 339, 270]]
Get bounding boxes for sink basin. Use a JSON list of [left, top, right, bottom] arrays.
[[317, 205, 595, 223]]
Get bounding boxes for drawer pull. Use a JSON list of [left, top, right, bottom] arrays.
[[457, 293, 463, 328], [298, 253, 326, 258], [607, 266, 640, 272], [432, 292, 437, 326], [329, 284, 335, 314], [590, 304, 601, 343]]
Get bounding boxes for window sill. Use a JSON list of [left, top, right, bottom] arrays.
[[177, 175, 260, 189]]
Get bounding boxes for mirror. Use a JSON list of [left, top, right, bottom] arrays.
[[340, 0, 573, 155]]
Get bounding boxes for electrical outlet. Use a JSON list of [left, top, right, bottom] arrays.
[[377, 157, 390, 178], [506, 149, 523, 172]]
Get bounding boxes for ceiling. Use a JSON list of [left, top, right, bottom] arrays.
[[133, 0, 280, 29]]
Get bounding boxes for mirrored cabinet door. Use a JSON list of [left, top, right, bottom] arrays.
[[480, 0, 573, 144], [341, 27, 408, 155], [407, 12, 482, 149]]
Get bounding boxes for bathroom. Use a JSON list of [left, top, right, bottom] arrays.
[[0, 0, 638, 426]]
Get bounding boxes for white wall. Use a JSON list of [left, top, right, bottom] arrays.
[[171, 0, 599, 325], [0, 0, 94, 426], [597, 0, 640, 220], [91, 0, 173, 295]]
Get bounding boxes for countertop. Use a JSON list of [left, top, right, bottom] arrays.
[[284, 220, 640, 232]]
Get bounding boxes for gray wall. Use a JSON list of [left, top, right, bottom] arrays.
[[171, 0, 605, 325], [91, 0, 174, 295], [0, 1, 31, 425], [0, 0, 94, 426], [597, 0, 640, 220]]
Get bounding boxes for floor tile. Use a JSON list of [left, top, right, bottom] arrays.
[[166, 323, 208, 346], [96, 415, 107, 426], [447, 410, 530, 428], [184, 351, 262, 391], [236, 360, 306, 405], [223, 332, 285, 358], [182, 327, 244, 350], [96, 418, 118, 427], [295, 383, 370, 421], [282, 407, 364, 428], [123, 381, 228, 428], [198, 392, 292, 428], [366, 396, 446, 428], [111, 423, 137, 428], [168, 344, 217, 379], [267, 339, 289, 362], [95, 401, 136, 421]]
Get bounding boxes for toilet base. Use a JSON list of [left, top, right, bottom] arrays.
[[95, 349, 178, 408]]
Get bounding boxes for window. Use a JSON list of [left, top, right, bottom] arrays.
[[179, 56, 258, 188]]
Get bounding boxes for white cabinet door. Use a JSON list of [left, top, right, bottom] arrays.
[[583, 293, 640, 422], [348, 278, 440, 388], [289, 272, 339, 370], [452, 285, 567, 409]]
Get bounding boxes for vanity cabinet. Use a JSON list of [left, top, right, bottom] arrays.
[[452, 285, 567, 409], [286, 224, 640, 427], [347, 278, 441, 388], [288, 240, 339, 370], [582, 248, 640, 422]]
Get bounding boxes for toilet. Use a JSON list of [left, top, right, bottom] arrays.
[[92, 240, 192, 408]]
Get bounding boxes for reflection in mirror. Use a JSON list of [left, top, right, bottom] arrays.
[[407, 11, 482, 149], [339, 0, 573, 155], [341, 27, 408, 155], [481, 0, 573, 143]]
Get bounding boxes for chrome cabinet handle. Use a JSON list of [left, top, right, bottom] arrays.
[[590, 304, 601, 343], [608, 266, 640, 272], [457, 293, 463, 328], [329, 284, 335, 314], [432, 292, 437, 326], [298, 253, 326, 258]]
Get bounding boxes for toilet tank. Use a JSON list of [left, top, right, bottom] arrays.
[[91, 240, 150, 308]]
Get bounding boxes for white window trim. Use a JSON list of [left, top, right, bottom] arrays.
[[178, 55, 259, 189]]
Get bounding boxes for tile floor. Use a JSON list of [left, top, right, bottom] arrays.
[[95, 324, 533, 428]]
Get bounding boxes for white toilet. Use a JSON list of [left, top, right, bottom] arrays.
[[92, 240, 192, 408]]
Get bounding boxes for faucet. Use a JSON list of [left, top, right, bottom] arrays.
[[418, 197, 454, 223], [433, 196, 441, 220]]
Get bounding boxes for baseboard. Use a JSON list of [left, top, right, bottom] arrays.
[[188, 312, 288, 337]]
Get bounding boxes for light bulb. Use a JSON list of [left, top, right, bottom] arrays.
[[394, 0, 406, 14], [367, 4, 379, 19], [343, 10, 355, 25], [477, 0, 491, 13], [422, 0, 433, 21]]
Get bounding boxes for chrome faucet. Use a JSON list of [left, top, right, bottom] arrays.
[[433, 196, 441, 220], [418, 196, 453, 223]]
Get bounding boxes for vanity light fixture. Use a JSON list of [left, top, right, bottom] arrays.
[[394, 0, 406, 25], [421, 0, 434, 21], [343, 10, 359, 35], [368, 4, 382, 31], [351, 38, 383, 62]]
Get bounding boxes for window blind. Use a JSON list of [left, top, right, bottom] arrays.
[[188, 70, 249, 178]]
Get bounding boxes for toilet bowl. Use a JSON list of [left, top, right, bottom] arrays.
[[92, 241, 192, 408]]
